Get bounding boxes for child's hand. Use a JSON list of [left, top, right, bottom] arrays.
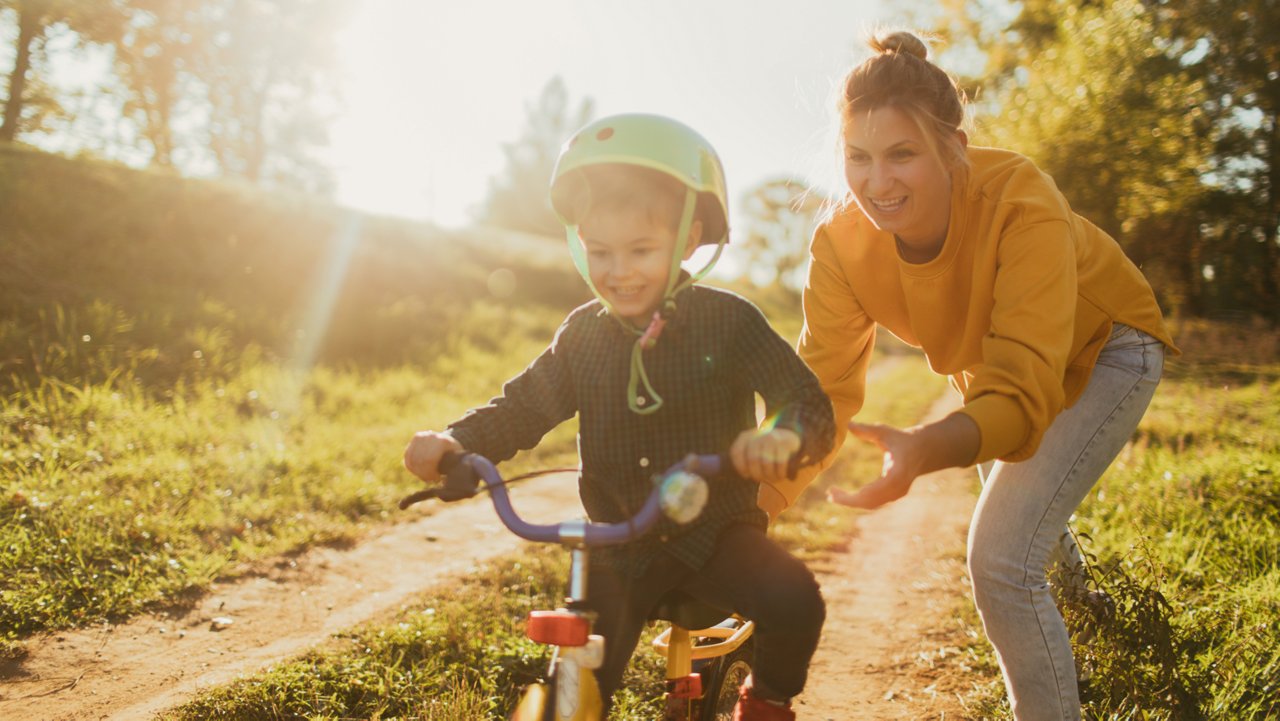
[[403, 431, 465, 484], [730, 427, 801, 484]]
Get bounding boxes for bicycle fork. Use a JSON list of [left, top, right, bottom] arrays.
[[512, 546, 606, 721]]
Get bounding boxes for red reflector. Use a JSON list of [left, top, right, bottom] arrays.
[[667, 673, 703, 699], [525, 610, 590, 647]]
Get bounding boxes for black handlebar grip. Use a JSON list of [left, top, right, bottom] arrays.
[[399, 450, 474, 510]]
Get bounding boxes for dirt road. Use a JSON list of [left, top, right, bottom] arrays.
[[0, 391, 991, 720], [0, 478, 585, 721], [794, 392, 988, 719]]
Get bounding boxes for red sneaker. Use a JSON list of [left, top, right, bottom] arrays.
[[732, 683, 795, 721]]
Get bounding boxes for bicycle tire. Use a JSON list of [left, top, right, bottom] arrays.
[[695, 639, 753, 721]]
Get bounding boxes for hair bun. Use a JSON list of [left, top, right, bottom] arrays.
[[870, 31, 928, 60]]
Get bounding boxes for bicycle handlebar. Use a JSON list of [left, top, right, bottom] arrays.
[[400, 452, 721, 547]]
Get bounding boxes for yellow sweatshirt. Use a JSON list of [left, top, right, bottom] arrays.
[[762, 146, 1177, 513]]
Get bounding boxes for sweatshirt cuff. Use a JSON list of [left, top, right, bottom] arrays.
[[957, 394, 1030, 463]]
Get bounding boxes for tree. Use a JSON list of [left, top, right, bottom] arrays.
[[736, 177, 828, 292], [110, 0, 208, 168], [933, 0, 1279, 320], [81, 0, 338, 188], [1153, 0, 1280, 318], [0, 0, 124, 143], [199, 0, 339, 193], [478, 76, 594, 237]]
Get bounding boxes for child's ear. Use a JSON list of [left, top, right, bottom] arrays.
[[682, 220, 703, 261]]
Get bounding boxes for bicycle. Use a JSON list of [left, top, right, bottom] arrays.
[[400, 451, 756, 721]]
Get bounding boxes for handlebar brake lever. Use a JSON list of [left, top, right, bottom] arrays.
[[399, 451, 482, 510], [398, 488, 441, 510]]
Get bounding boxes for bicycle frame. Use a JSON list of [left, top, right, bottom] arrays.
[[653, 615, 754, 720], [406, 451, 726, 721]]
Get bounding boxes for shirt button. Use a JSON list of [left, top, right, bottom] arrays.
[[636, 396, 647, 406], [639, 457, 650, 468]]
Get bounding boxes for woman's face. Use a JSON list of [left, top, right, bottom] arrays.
[[842, 105, 955, 252]]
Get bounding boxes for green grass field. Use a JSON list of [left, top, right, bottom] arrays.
[[158, 352, 946, 721], [957, 319, 1280, 720], [5, 147, 1277, 719], [0, 146, 587, 660]]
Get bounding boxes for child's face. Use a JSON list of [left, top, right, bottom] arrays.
[[578, 207, 700, 327]]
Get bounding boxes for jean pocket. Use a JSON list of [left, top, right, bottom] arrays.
[[1097, 324, 1157, 376], [1108, 322, 1137, 341]]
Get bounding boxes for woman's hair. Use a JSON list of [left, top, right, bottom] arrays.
[[839, 30, 969, 169]]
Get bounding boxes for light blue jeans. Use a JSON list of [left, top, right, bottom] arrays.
[[968, 324, 1165, 721]]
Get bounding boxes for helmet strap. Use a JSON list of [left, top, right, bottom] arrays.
[[563, 187, 728, 416]]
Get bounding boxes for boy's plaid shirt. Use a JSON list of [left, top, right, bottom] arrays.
[[447, 286, 836, 576]]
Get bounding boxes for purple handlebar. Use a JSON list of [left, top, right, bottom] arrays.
[[460, 453, 721, 546]]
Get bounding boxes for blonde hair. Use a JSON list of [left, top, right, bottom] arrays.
[[839, 30, 969, 170]]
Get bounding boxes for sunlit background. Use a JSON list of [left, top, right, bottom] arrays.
[[1, 0, 1275, 313], [328, 0, 895, 228]]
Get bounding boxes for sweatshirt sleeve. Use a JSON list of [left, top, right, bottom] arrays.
[[760, 225, 876, 512], [956, 218, 1076, 462], [797, 226, 876, 446]]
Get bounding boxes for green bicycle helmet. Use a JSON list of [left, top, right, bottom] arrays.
[[549, 114, 731, 415], [550, 113, 729, 245]]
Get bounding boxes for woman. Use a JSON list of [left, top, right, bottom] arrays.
[[787, 30, 1178, 721]]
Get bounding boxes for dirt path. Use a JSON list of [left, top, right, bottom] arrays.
[[0, 477, 584, 721], [794, 391, 986, 720], [0, 387, 991, 721]]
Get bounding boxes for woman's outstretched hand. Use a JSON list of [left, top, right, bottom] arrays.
[[827, 413, 981, 511], [826, 421, 924, 509]]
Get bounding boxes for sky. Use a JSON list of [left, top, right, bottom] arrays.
[[327, 0, 925, 231]]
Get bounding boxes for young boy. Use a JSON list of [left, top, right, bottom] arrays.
[[403, 114, 834, 720]]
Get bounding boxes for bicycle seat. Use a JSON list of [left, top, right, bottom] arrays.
[[648, 589, 735, 630]]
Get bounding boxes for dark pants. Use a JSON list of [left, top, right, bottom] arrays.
[[588, 523, 826, 710]]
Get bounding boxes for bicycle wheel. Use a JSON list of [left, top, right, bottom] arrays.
[[696, 639, 753, 721]]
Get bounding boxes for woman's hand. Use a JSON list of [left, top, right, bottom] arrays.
[[827, 421, 927, 509], [403, 430, 465, 484], [731, 427, 802, 485], [828, 413, 981, 510]]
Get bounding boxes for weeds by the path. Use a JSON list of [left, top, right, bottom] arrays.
[[959, 319, 1280, 720], [0, 307, 579, 660], [161, 352, 947, 720]]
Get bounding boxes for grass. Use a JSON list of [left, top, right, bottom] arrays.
[[2, 145, 952, 719], [159, 549, 670, 720], [159, 344, 947, 720], [0, 307, 579, 657], [0, 145, 588, 660], [955, 318, 1280, 720]]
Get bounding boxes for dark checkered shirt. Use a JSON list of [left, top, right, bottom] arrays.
[[447, 286, 835, 576]]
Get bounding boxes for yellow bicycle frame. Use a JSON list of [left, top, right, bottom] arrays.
[[510, 635, 605, 721]]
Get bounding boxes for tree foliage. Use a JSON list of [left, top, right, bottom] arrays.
[[935, 0, 1280, 321], [0, 0, 126, 142], [478, 76, 594, 237], [1, 0, 338, 192], [737, 177, 827, 292]]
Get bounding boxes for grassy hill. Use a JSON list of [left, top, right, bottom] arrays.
[[0, 147, 597, 656], [0, 144, 588, 389]]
